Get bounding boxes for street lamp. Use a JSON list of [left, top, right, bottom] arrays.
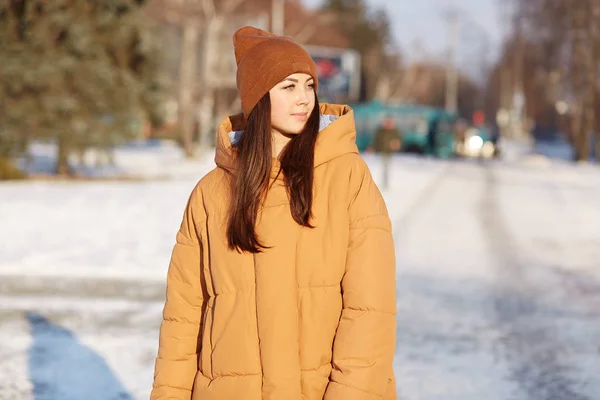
[[555, 100, 569, 115]]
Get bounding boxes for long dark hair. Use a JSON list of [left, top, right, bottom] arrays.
[[227, 93, 321, 253]]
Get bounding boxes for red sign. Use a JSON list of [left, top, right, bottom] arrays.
[[473, 110, 485, 126]]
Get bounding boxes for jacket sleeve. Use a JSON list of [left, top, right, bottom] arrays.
[[324, 159, 397, 400], [151, 185, 206, 400]]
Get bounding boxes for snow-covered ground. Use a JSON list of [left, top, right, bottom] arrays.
[[1, 146, 446, 282], [1, 141, 599, 400], [392, 157, 600, 400]]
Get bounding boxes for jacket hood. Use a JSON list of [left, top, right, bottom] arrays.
[[214, 103, 358, 177]]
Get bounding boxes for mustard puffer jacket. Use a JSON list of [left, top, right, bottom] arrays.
[[151, 103, 397, 400]]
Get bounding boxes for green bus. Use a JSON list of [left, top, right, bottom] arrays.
[[351, 101, 458, 158]]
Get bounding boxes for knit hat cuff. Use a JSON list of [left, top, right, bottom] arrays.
[[241, 62, 317, 118]]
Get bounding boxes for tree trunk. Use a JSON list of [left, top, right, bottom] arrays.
[[592, 0, 600, 161], [179, 20, 200, 158], [594, 129, 600, 160], [569, 2, 589, 161], [55, 136, 74, 176], [582, 0, 597, 161], [573, 110, 589, 161], [198, 16, 225, 152]]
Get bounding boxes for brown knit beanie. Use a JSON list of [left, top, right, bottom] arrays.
[[233, 26, 319, 119]]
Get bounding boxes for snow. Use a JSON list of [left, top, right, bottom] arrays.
[[2, 139, 600, 399], [390, 154, 600, 399], [493, 162, 600, 273], [0, 313, 33, 400], [1, 148, 448, 281], [17, 140, 215, 180]]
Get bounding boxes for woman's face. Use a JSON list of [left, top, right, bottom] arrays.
[[269, 73, 316, 135]]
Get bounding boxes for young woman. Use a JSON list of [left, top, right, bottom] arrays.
[[151, 26, 397, 400]]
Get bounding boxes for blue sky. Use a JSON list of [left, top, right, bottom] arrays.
[[303, 0, 509, 79]]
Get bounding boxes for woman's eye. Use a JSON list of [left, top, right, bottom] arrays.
[[284, 85, 295, 90], [308, 83, 315, 89]]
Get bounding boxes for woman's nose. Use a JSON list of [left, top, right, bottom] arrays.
[[297, 89, 310, 105]]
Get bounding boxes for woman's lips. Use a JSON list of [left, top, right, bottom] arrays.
[[292, 112, 308, 120]]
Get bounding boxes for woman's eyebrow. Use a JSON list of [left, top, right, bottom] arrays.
[[282, 78, 314, 83]]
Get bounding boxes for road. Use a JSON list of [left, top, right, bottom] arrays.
[[393, 159, 600, 400]]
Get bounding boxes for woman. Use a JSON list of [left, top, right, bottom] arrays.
[[151, 26, 397, 400]]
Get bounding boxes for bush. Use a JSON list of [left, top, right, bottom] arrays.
[[0, 157, 27, 180]]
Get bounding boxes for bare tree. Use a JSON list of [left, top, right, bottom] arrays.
[[506, 0, 600, 160]]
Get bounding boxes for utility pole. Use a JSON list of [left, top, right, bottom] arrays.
[[497, 0, 513, 139], [445, 1, 459, 114], [512, 13, 526, 141], [272, 0, 284, 35]]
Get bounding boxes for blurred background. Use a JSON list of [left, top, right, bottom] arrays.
[[1, 1, 600, 399]]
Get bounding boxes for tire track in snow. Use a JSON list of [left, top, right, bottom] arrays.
[[392, 162, 453, 242], [480, 164, 594, 400]]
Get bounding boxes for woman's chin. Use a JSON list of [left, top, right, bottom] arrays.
[[274, 126, 304, 137]]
